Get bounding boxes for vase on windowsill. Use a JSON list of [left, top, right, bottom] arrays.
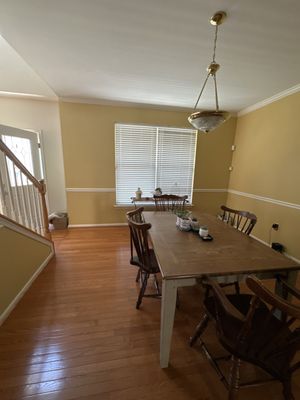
[[135, 187, 142, 200]]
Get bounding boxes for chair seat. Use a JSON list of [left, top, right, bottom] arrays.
[[205, 294, 295, 378], [130, 249, 160, 274]]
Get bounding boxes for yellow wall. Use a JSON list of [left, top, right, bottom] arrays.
[[0, 226, 52, 316], [59, 101, 236, 224], [228, 91, 300, 259]]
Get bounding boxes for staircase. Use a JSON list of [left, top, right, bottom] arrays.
[[0, 137, 54, 325], [0, 137, 51, 239]]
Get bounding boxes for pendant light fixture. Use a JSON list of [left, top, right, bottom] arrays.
[[188, 11, 230, 133]]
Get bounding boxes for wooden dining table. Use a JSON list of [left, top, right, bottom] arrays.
[[144, 211, 300, 368]]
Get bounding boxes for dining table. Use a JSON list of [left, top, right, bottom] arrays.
[[143, 211, 300, 368]]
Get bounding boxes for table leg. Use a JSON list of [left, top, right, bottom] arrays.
[[274, 270, 298, 320], [275, 270, 298, 299], [160, 278, 196, 368]]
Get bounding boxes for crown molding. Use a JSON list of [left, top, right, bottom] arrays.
[[59, 96, 193, 112], [238, 84, 300, 117], [0, 91, 58, 102]]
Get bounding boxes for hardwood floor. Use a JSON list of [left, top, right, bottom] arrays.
[[0, 227, 299, 399]]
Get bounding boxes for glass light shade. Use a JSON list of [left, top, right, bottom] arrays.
[[188, 110, 230, 133]]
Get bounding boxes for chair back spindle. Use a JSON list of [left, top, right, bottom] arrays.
[[154, 194, 188, 212], [220, 205, 257, 235]]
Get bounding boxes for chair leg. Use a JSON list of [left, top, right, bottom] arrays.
[[228, 356, 241, 400], [154, 274, 160, 295], [234, 281, 240, 295], [176, 291, 180, 309], [189, 313, 209, 346], [204, 285, 210, 300], [136, 272, 149, 309], [282, 378, 295, 400], [135, 269, 141, 283]]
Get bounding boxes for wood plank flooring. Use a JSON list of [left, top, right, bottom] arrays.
[[0, 227, 299, 399]]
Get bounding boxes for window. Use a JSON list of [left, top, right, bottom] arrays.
[[115, 123, 197, 205]]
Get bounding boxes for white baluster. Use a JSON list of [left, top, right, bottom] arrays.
[[25, 177, 35, 231], [12, 164, 25, 226], [29, 183, 39, 234], [3, 157, 17, 221], [19, 171, 30, 228]]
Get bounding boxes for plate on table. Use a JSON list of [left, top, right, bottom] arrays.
[[200, 234, 213, 241]]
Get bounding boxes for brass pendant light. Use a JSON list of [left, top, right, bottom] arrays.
[[188, 11, 230, 133]]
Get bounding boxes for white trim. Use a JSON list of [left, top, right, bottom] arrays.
[[69, 223, 127, 228], [0, 250, 54, 326], [66, 187, 300, 212], [59, 97, 192, 112], [66, 188, 116, 193], [251, 234, 300, 265], [0, 216, 54, 248], [0, 91, 58, 102], [114, 202, 194, 207], [285, 253, 300, 265], [228, 189, 300, 211], [250, 234, 270, 247], [114, 203, 140, 208], [193, 188, 227, 193], [66, 187, 227, 194], [238, 84, 300, 116]]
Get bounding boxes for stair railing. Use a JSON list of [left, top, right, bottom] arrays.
[[0, 138, 50, 239]]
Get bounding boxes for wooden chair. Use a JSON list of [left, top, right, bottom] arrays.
[[127, 207, 145, 283], [154, 194, 188, 212], [220, 205, 257, 235], [190, 275, 300, 400], [217, 205, 257, 296], [126, 210, 160, 309]]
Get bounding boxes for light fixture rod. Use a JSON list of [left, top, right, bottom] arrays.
[[213, 74, 219, 111], [193, 71, 210, 110], [188, 11, 230, 133], [193, 18, 220, 111], [212, 25, 218, 62]]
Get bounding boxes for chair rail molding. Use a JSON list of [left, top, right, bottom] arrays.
[[193, 188, 227, 193], [66, 187, 300, 211], [66, 187, 228, 193], [228, 189, 300, 211], [66, 188, 116, 192]]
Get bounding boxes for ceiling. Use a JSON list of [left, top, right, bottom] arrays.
[[0, 0, 299, 112]]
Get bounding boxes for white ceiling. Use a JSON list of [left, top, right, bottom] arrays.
[[0, 35, 56, 99], [0, 0, 299, 112]]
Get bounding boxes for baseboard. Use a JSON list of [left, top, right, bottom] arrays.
[[251, 234, 300, 264], [250, 233, 270, 247], [69, 223, 127, 228], [0, 250, 55, 326]]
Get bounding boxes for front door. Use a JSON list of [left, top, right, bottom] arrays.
[[0, 124, 44, 216]]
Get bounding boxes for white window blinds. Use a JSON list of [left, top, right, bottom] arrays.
[[115, 124, 197, 205]]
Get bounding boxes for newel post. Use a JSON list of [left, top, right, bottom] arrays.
[[39, 179, 50, 237]]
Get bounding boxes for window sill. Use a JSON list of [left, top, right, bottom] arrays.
[[114, 204, 135, 208], [114, 203, 194, 208]]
